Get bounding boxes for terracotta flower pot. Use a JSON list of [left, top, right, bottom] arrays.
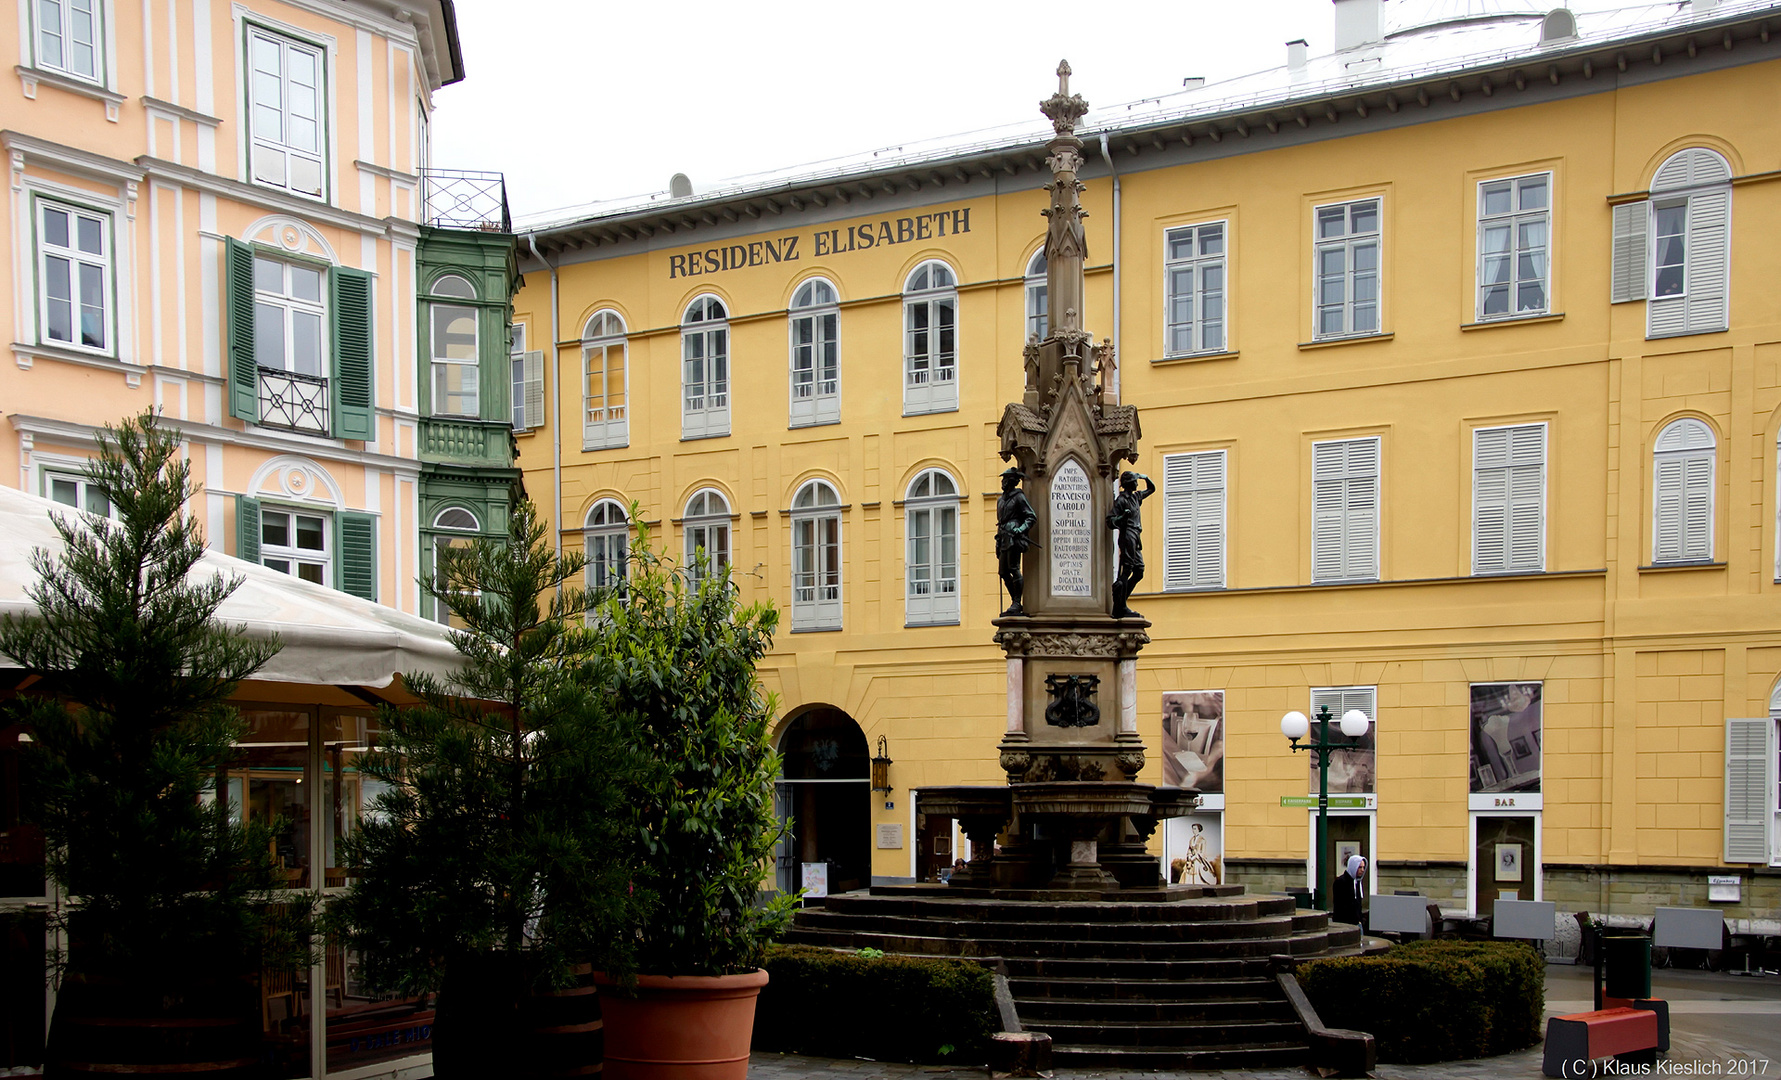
[[592, 969, 768, 1080]]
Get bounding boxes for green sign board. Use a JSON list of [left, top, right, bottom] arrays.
[[1279, 795, 1371, 808]]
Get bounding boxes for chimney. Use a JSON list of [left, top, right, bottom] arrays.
[[1692, 0, 1718, 11], [1333, 0, 1383, 51], [1287, 38, 1308, 71], [669, 173, 694, 199]]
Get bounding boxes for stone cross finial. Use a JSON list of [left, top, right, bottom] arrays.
[[1057, 60, 1071, 96]]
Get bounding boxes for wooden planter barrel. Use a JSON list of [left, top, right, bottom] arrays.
[[43, 972, 261, 1079], [433, 955, 604, 1079]]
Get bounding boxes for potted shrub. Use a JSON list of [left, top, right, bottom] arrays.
[[586, 528, 796, 1080], [330, 499, 643, 1079], [0, 412, 302, 1076]]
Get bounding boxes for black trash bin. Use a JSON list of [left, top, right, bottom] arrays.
[[1604, 934, 1653, 999]]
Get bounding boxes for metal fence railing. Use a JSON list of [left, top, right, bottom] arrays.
[[420, 169, 510, 232]]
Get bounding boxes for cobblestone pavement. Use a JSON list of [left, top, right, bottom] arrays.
[[749, 962, 1781, 1079]]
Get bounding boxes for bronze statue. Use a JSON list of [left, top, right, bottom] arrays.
[[1106, 470, 1155, 619], [996, 467, 1038, 616]]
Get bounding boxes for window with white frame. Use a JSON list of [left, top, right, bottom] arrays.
[[1025, 249, 1048, 341], [1473, 423, 1545, 574], [789, 280, 840, 427], [905, 469, 959, 625], [252, 254, 330, 433], [34, 0, 102, 82], [1163, 450, 1225, 590], [1313, 199, 1381, 339], [903, 261, 958, 415], [430, 274, 479, 419], [1164, 222, 1226, 355], [261, 507, 329, 585], [792, 480, 842, 630], [1477, 174, 1550, 321], [36, 199, 111, 354], [44, 469, 112, 519], [1310, 685, 1377, 794], [1311, 437, 1380, 583], [510, 323, 545, 431], [584, 500, 628, 596], [583, 310, 628, 448], [246, 26, 326, 199], [1652, 418, 1715, 564], [682, 296, 730, 439], [1611, 148, 1731, 338], [430, 506, 480, 625], [683, 489, 731, 580]]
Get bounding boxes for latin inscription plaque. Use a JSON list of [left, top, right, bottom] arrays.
[[1050, 459, 1092, 597]]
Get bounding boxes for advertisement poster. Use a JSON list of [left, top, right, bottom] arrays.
[[1469, 683, 1541, 794], [1161, 691, 1224, 792], [1166, 814, 1223, 885], [1309, 693, 1376, 795]]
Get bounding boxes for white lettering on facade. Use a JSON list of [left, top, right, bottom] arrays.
[[1050, 460, 1093, 598]]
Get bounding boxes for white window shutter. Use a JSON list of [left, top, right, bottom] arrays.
[[1684, 190, 1729, 334], [1724, 717, 1773, 863], [1311, 443, 1347, 582], [1312, 439, 1379, 582], [522, 350, 545, 431], [1163, 451, 1225, 590], [1474, 427, 1510, 573], [1682, 454, 1713, 559], [1345, 440, 1380, 580], [1507, 424, 1546, 571], [1653, 456, 1685, 562], [1611, 201, 1649, 304]]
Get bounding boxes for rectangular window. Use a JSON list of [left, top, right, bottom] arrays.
[[1162, 450, 1225, 590], [261, 507, 330, 585], [1477, 174, 1549, 320], [682, 323, 730, 438], [1309, 686, 1377, 795], [35, 0, 101, 82], [1311, 437, 1380, 583], [430, 304, 480, 418], [1163, 222, 1226, 355], [1473, 424, 1545, 574], [44, 469, 111, 518], [36, 199, 111, 354], [1724, 716, 1774, 864], [247, 26, 326, 199], [789, 309, 839, 427], [235, 496, 375, 601], [252, 255, 330, 434], [1313, 199, 1380, 339]]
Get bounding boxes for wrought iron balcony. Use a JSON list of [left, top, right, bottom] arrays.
[[258, 367, 330, 435], [420, 168, 511, 232]]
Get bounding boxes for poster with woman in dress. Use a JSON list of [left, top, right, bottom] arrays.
[[1469, 682, 1541, 793]]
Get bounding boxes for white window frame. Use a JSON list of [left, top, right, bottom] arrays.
[[683, 488, 731, 581], [245, 24, 327, 200], [35, 196, 113, 355], [1652, 418, 1715, 564], [682, 296, 730, 439], [1472, 423, 1546, 575], [1615, 149, 1732, 339], [584, 499, 629, 597], [32, 0, 102, 82], [429, 275, 480, 419], [509, 322, 528, 428], [904, 469, 960, 626], [430, 506, 480, 625], [1162, 450, 1226, 590], [1311, 437, 1380, 583], [792, 480, 843, 631], [903, 261, 958, 415], [788, 279, 840, 428], [1024, 249, 1048, 341], [1476, 173, 1551, 322], [1763, 686, 1781, 866], [1312, 198, 1381, 340], [583, 310, 628, 449], [43, 467, 115, 520], [261, 505, 330, 586], [253, 254, 327, 378], [1164, 221, 1227, 356]]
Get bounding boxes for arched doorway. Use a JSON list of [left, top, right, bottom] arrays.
[[776, 708, 871, 896]]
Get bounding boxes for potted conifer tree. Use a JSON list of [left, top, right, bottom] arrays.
[[586, 526, 796, 1080], [331, 499, 642, 1079], [0, 411, 301, 1077]]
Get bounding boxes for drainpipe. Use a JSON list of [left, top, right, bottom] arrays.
[[1097, 132, 1122, 404], [524, 233, 562, 559]]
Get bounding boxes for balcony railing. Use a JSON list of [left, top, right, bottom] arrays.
[[421, 417, 513, 466], [259, 368, 330, 435], [421, 169, 511, 232]]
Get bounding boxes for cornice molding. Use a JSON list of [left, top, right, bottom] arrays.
[[7, 414, 426, 479], [136, 156, 423, 243]]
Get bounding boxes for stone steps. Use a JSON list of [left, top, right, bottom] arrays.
[[1016, 996, 1297, 1023], [791, 909, 1302, 942], [1029, 1016, 1306, 1048], [1006, 974, 1277, 999], [1047, 1041, 1310, 1069], [778, 927, 1302, 960]]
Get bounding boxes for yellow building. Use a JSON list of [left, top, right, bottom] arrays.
[[516, 0, 1781, 943]]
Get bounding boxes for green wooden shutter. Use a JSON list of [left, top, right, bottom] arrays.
[[225, 238, 258, 421], [330, 267, 375, 441], [336, 511, 377, 600], [236, 495, 262, 564]]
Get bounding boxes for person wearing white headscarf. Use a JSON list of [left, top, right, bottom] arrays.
[[1333, 854, 1367, 927]]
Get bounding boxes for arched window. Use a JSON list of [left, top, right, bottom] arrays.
[[584, 499, 628, 595], [583, 310, 628, 450], [789, 279, 840, 427], [683, 488, 731, 581], [1653, 418, 1715, 564], [792, 480, 842, 630], [905, 469, 960, 626], [430, 505, 481, 625], [1025, 249, 1048, 341], [432, 273, 476, 299], [682, 296, 730, 439], [430, 276, 480, 419], [903, 261, 958, 415], [1614, 148, 1732, 338]]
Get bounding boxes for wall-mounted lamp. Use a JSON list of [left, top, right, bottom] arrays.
[[871, 735, 893, 793]]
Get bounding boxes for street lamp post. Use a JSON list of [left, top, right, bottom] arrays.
[[1280, 705, 1371, 912]]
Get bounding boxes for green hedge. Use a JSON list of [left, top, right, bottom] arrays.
[[753, 945, 999, 1064], [1298, 940, 1545, 1064]]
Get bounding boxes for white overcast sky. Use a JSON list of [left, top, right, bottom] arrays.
[[429, 0, 1351, 223]]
